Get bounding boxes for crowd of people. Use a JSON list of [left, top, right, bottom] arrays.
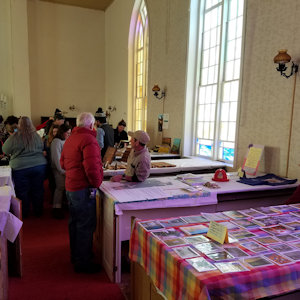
[[0, 108, 152, 273]]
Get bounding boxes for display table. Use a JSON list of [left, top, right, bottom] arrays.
[[0, 166, 15, 196], [96, 174, 298, 283], [0, 186, 22, 300], [130, 205, 300, 299], [103, 157, 227, 177]]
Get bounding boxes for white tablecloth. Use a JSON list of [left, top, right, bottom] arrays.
[[103, 157, 226, 177], [0, 166, 15, 196], [100, 176, 217, 215], [0, 186, 22, 242]]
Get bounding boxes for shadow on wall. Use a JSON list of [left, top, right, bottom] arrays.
[[264, 146, 280, 175]]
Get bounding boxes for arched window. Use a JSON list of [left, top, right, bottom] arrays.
[[133, 0, 148, 131]]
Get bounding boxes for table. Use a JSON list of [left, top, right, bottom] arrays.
[[103, 157, 227, 177], [130, 205, 300, 299], [0, 166, 15, 196], [0, 186, 22, 300], [96, 174, 298, 283]]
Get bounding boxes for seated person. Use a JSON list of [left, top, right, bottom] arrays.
[[111, 130, 151, 182], [114, 119, 128, 147]]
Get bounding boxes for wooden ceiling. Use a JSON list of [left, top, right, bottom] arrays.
[[40, 0, 115, 11]]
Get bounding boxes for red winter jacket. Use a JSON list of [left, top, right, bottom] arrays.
[[60, 126, 103, 192]]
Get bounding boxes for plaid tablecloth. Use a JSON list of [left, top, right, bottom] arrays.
[[129, 212, 300, 299]]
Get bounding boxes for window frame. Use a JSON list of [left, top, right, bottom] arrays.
[[192, 0, 246, 164]]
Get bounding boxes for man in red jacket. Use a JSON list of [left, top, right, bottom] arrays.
[[60, 112, 103, 273]]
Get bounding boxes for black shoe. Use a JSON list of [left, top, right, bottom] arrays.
[[74, 263, 101, 274], [52, 208, 64, 219]]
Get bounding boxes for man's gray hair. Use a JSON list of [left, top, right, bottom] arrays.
[[76, 112, 95, 128]]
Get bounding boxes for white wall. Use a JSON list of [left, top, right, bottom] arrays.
[[237, 0, 300, 178], [0, 0, 31, 119], [27, 0, 105, 124], [105, 0, 134, 128]]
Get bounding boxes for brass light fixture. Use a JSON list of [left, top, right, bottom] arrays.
[[152, 84, 166, 100], [273, 50, 298, 78]]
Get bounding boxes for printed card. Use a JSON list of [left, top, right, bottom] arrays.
[[173, 246, 200, 259], [276, 234, 298, 242], [222, 210, 248, 220], [181, 215, 209, 224], [249, 228, 270, 237], [186, 257, 217, 273], [254, 236, 280, 245], [201, 212, 229, 221], [241, 241, 269, 253], [194, 242, 222, 254], [218, 221, 240, 230], [261, 224, 294, 236], [275, 214, 300, 223], [140, 220, 164, 231], [225, 246, 250, 258], [238, 209, 265, 218], [184, 235, 210, 244], [229, 229, 256, 240], [253, 207, 278, 215], [268, 243, 295, 252], [253, 216, 280, 227], [163, 238, 187, 247], [284, 221, 300, 231], [180, 224, 209, 235], [263, 253, 293, 265], [243, 256, 274, 268], [159, 217, 187, 228], [152, 228, 184, 241], [233, 219, 260, 229], [271, 205, 299, 213], [205, 251, 234, 261], [214, 261, 249, 273], [282, 250, 300, 261]]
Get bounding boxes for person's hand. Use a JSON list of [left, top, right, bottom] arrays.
[[111, 174, 123, 182]]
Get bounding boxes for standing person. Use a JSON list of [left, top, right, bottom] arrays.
[[44, 124, 60, 197], [60, 112, 103, 273], [94, 107, 114, 158], [114, 119, 128, 147], [111, 130, 151, 182], [2, 116, 47, 217], [51, 124, 71, 219]]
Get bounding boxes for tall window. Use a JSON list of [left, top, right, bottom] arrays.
[[195, 0, 244, 162], [133, 0, 148, 131]]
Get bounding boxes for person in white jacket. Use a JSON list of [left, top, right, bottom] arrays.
[[51, 124, 71, 219]]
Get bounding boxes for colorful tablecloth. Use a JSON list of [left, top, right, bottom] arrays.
[[129, 206, 300, 300]]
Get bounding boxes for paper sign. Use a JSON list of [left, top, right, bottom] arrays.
[[242, 144, 264, 176], [163, 113, 169, 129], [207, 221, 228, 244], [244, 147, 262, 169]]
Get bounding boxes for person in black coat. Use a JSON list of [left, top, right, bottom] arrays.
[[94, 108, 114, 158], [114, 119, 128, 148]]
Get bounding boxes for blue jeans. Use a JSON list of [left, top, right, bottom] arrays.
[[12, 165, 46, 217], [66, 188, 96, 267]]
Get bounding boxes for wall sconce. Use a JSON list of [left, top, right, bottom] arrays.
[[152, 84, 166, 100], [273, 50, 298, 79], [69, 105, 76, 111]]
